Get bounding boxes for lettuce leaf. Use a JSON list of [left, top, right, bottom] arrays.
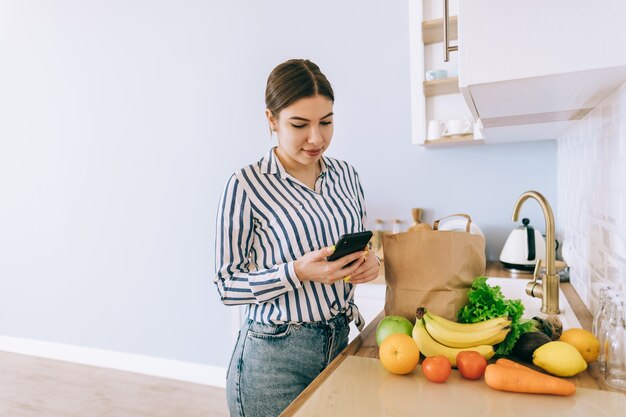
[[457, 276, 534, 356]]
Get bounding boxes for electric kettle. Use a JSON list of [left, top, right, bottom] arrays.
[[499, 218, 547, 271]]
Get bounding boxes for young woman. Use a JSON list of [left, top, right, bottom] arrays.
[[214, 59, 380, 417]]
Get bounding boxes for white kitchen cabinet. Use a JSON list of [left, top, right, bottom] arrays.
[[349, 283, 385, 342], [458, 0, 626, 144]]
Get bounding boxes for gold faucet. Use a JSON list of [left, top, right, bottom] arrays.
[[511, 191, 560, 314]]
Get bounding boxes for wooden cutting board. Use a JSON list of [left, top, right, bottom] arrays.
[[292, 356, 625, 417]]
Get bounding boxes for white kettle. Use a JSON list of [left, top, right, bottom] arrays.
[[499, 218, 546, 271]]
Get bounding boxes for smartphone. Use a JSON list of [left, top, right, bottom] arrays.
[[327, 231, 373, 263]]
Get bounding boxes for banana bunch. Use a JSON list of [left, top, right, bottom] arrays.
[[412, 307, 511, 367], [424, 310, 511, 348]]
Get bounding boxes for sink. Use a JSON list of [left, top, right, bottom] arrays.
[[486, 277, 582, 330]]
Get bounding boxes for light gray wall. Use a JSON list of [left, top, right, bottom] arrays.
[[0, 0, 555, 368]]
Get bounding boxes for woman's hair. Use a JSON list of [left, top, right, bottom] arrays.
[[265, 59, 334, 118]]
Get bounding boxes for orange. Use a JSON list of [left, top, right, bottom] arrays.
[[559, 328, 600, 364], [379, 333, 420, 375]]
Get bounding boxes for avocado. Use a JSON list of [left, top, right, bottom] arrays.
[[512, 331, 552, 362]]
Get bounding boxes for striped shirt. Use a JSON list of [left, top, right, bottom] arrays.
[[214, 147, 367, 329]]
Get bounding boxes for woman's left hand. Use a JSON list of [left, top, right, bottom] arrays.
[[345, 251, 380, 284]]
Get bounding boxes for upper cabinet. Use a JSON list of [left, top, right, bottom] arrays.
[[458, 0, 626, 144]]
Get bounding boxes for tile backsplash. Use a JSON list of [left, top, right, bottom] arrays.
[[557, 82, 626, 315]]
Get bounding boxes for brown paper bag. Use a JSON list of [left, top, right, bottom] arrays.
[[382, 214, 486, 322]]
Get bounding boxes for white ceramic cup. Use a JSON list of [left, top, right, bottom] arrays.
[[427, 119, 445, 140], [442, 119, 472, 136]]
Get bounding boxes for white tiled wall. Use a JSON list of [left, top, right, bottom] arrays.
[[557, 82, 626, 313]]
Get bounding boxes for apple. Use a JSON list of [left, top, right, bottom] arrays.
[[376, 315, 414, 346]]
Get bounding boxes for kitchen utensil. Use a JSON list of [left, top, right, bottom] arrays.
[[441, 131, 472, 137], [391, 219, 403, 234], [425, 69, 447, 80], [599, 292, 622, 373], [427, 119, 445, 140], [593, 285, 613, 337], [407, 208, 424, 232], [499, 218, 548, 271], [605, 298, 626, 390], [442, 119, 472, 136]]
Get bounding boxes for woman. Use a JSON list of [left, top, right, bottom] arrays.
[[214, 59, 380, 417]]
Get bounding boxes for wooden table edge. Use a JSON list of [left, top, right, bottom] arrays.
[[279, 310, 383, 416]]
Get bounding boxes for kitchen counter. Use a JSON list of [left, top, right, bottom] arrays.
[[280, 263, 623, 416]]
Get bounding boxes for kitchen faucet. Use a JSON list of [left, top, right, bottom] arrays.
[[511, 191, 560, 314]]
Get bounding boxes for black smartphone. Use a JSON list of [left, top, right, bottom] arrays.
[[327, 231, 373, 263]]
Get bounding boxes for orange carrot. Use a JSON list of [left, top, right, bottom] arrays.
[[495, 358, 550, 377], [484, 364, 576, 396], [495, 358, 530, 369]]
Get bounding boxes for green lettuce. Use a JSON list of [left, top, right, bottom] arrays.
[[457, 276, 534, 356]]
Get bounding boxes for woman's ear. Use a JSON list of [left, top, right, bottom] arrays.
[[265, 109, 277, 132]]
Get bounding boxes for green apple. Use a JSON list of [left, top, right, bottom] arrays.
[[376, 315, 414, 346]]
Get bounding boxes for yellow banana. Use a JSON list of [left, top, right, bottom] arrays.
[[424, 310, 511, 333], [423, 314, 510, 348], [412, 317, 495, 367]]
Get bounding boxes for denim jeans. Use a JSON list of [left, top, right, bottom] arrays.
[[226, 314, 350, 417]]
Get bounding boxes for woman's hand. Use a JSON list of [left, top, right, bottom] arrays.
[[294, 247, 366, 285], [345, 251, 380, 284]]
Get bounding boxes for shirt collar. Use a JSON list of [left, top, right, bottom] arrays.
[[260, 147, 285, 177], [260, 147, 335, 178]]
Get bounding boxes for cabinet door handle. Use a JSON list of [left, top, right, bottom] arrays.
[[443, 0, 458, 62]]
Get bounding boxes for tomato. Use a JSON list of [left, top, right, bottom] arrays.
[[421, 355, 452, 383], [456, 351, 488, 380]]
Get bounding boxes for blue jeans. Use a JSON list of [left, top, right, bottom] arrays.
[[226, 314, 350, 417]]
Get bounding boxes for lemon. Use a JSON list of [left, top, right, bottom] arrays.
[[559, 328, 600, 364], [533, 341, 588, 377]]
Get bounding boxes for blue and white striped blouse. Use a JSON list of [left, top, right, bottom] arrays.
[[214, 147, 367, 329]]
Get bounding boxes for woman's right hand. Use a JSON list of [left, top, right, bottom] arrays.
[[294, 247, 366, 285]]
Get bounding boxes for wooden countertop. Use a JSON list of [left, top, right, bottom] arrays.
[[280, 262, 621, 416]]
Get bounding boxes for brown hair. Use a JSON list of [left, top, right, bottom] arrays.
[[265, 59, 334, 119]]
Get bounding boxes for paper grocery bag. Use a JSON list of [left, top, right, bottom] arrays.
[[382, 214, 486, 322]]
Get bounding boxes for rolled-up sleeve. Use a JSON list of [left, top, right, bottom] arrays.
[[213, 174, 302, 305]]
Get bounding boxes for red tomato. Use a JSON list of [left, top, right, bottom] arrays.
[[421, 355, 452, 383], [456, 351, 487, 380]]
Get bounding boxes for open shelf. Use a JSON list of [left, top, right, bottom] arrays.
[[409, 4, 471, 148], [423, 77, 460, 96], [421, 134, 484, 149], [422, 16, 458, 45]]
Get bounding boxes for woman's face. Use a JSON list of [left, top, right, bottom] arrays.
[[267, 94, 334, 169]]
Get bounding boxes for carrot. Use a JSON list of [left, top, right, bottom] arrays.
[[495, 358, 550, 377], [495, 358, 530, 369], [484, 364, 576, 396]]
